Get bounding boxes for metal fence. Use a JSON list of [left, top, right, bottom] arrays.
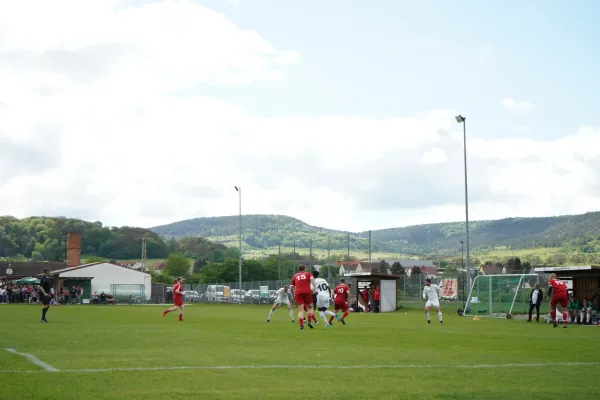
[[178, 275, 467, 308], [178, 273, 554, 313]]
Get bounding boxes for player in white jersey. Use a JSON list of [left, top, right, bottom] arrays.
[[312, 270, 337, 327], [266, 285, 295, 323], [422, 278, 443, 324]]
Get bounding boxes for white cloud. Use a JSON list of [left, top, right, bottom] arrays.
[[422, 148, 447, 165], [502, 98, 532, 111], [0, 1, 599, 233]]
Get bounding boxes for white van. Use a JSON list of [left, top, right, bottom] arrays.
[[205, 285, 231, 303]]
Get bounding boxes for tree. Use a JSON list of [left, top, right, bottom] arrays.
[[151, 271, 174, 284], [506, 257, 522, 273], [391, 262, 404, 275], [85, 256, 105, 263], [164, 252, 191, 277], [193, 259, 207, 273], [379, 260, 388, 274], [412, 266, 422, 276]]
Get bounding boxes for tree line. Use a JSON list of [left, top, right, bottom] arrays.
[[0, 216, 229, 265]]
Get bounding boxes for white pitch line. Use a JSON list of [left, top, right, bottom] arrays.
[[1, 361, 599, 374], [4, 348, 60, 372]]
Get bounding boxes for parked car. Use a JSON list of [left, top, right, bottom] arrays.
[[268, 290, 277, 304], [229, 289, 245, 304], [206, 285, 229, 302], [183, 290, 201, 303], [245, 289, 269, 304]]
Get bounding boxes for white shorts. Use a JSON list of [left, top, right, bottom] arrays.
[[275, 300, 290, 306], [425, 300, 440, 309], [316, 296, 330, 309]]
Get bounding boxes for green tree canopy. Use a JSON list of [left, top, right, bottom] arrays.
[[164, 252, 191, 277]]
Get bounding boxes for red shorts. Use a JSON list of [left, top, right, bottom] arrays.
[[294, 292, 312, 306], [334, 302, 348, 312], [173, 298, 183, 307], [551, 294, 568, 308]]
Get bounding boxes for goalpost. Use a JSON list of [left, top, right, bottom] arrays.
[[464, 274, 542, 319]]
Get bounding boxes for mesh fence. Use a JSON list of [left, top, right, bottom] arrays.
[[178, 275, 467, 309]]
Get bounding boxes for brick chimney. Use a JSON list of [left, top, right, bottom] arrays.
[[66, 232, 82, 267]]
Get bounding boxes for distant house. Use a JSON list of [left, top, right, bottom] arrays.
[[118, 261, 150, 272], [383, 260, 437, 277], [152, 262, 165, 271], [337, 261, 390, 276], [478, 264, 504, 275]]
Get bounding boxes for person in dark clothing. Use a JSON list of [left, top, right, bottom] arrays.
[[39, 269, 52, 323], [527, 283, 544, 322]]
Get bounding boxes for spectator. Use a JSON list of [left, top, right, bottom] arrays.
[[0, 286, 5, 303], [581, 297, 597, 325], [373, 284, 381, 313], [30, 287, 38, 304], [567, 293, 581, 324], [527, 283, 544, 322], [360, 286, 370, 312], [71, 286, 77, 304]]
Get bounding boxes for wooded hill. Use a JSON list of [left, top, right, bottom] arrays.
[[0, 216, 230, 264], [151, 212, 600, 256]]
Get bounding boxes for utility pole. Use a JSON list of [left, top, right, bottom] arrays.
[[309, 239, 312, 260], [293, 240, 296, 259], [234, 186, 242, 296], [278, 231, 282, 281], [368, 230, 372, 265], [347, 232, 350, 262], [135, 237, 148, 271], [327, 235, 331, 280]]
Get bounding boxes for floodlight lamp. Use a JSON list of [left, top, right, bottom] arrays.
[[455, 115, 465, 123], [234, 186, 239, 191]]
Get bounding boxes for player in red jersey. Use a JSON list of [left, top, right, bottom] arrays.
[[329, 278, 350, 325], [290, 265, 316, 330], [163, 277, 185, 321], [548, 273, 568, 328]]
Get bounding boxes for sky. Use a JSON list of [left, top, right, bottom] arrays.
[[0, 0, 599, 232]]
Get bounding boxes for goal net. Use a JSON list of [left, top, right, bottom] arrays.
[[464, 274, 542, 319]]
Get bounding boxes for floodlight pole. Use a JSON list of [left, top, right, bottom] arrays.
[[235, 186, 242, 297], [460, 240, 465, 304], [278, 232, 282, 281], [456, 115, 472, 292]]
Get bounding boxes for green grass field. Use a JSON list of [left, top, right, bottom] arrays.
[[1, 304, 599, 399]]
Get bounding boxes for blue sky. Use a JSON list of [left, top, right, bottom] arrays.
[[201, 0, 600, 140]]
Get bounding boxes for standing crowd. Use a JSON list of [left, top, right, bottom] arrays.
[[0, 283, 85, 305]]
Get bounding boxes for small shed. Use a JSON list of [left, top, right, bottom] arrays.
[[50, 262, 152, 301], [534, 266, 600, 309], [348, 273, 401, 312]]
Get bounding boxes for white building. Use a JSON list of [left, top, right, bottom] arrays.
[[51, 262, 152, 300]]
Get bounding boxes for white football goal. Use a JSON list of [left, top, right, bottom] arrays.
[[464, 274, 543, 319]]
